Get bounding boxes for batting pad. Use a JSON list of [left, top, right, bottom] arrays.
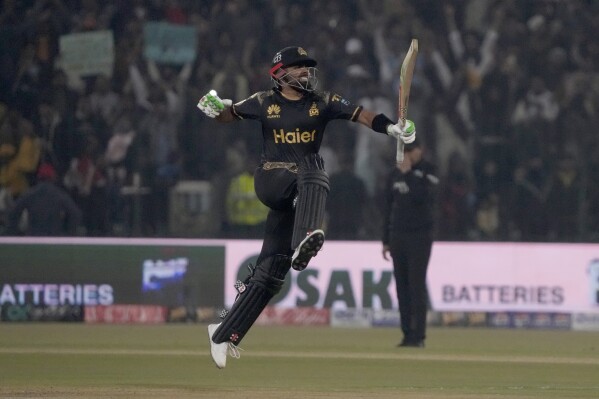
[[292, 154, 330, 250], [212, 255, 291, 345]]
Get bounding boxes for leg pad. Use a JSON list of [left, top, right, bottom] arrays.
[[212, 255, 290, 344], [291, 154, 330, 249]]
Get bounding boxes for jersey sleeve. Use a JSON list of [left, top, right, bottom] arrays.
[[230, 92, 264, 120], [324, 92, 362, 122]]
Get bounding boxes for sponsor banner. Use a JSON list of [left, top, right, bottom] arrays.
[[0, 238, 225, 308], [225, 241, 599, 314], [330, 308, 372, 328], [466, 312, 488, 327], [371, 309, 400, 327], [3, 239, 598, 316], [0, 304, 83, 322], [59, 30, 114, 77], [168, 306, 190, 322], [143, 22, 197, 65], [167, 306, 218, 323], [256, 306, 329, 326], [0, 283, 113, 306], [226, 241, 398, 311], [195, 307, 219, 323], [551, 313, 572, 329], [487, 312, 571, 329], [439, 312, 488, 327], [512, 312, 533, 328], [441, 312, 468, 326], [572, 313, 599, 331], [429, 243, 599, 313], [85, 305, 167, 324], [488, 312, 512, 328], [590, 259, 599, 305]]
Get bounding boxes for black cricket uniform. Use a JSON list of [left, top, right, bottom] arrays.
[[231, 88, 362, 262], [383, 158, 438, 344]]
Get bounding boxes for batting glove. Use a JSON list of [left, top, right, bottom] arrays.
[[387, 119, 416, 144], [197, 90, 232, 118]]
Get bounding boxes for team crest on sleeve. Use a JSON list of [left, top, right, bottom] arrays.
[[331, 94, 350, 106]]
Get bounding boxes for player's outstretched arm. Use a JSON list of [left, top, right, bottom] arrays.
[[197, 90, 235, 122]]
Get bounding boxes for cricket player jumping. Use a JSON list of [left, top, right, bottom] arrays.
[[197, 46, 416, 368]]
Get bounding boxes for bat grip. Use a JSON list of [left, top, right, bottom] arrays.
[[396, 114, 406, 162], [396, 140, 404, 162]]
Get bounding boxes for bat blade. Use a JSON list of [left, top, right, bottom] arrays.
[[396, 38, 419, 162]]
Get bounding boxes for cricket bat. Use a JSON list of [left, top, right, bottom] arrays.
[[396, 38, 419, 162]]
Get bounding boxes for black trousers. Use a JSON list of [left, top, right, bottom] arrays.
[[389, 230, 432, 342], [212, 166, 297, 345], [253, 166, 298, 264]]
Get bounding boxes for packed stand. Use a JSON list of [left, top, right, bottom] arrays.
[[0, 0, 597, 242]]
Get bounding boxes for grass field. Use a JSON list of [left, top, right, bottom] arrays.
[[1, 323, 598, 398]]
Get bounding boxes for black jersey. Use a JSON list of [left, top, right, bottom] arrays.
[[383, 160, 439, 241], [231, 89, 362, 164]]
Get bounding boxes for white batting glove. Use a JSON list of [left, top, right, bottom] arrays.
[[197, 90, 232, 118], [387, 119, 416, 144]]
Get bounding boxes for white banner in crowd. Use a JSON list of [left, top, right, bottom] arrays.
[[226, 241, 599, 314], [143, 22, 197, 65], [59, 30, 114, 77]]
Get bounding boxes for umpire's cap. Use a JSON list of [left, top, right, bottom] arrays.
[[271, 46, 317, 68]]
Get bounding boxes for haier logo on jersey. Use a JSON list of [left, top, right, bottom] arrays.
[[267, 104, 281, 119], [273, 129, 317, 144]]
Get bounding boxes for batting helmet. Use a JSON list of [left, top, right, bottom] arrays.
[[271, 46, 317, 69], [270, 46, 318, 91]]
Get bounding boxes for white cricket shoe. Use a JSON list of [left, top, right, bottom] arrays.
[[207, 323, 240, 369], [291, 229, 325, 271]]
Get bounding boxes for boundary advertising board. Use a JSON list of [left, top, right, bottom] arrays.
[[226, 241, 599, 314], [0, 237, 225, 309], [2, 238, 598, 315]]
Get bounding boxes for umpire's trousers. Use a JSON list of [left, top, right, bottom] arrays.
[[389, 230, 433, 342]]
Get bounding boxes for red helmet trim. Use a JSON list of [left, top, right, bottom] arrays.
[[269, 62, 286, 79]]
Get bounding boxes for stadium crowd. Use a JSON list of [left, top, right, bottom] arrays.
[[1, 0, 598, 242]]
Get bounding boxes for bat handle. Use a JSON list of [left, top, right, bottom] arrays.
[[396, 116, 406, 162], [396, 140, 404, 162]]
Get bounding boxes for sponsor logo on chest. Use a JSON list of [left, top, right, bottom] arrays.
[[273, 129, 317, 144], [267, 104, 281, 119]]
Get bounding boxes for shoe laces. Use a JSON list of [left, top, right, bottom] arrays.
[[227, 342, 243, 359]]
